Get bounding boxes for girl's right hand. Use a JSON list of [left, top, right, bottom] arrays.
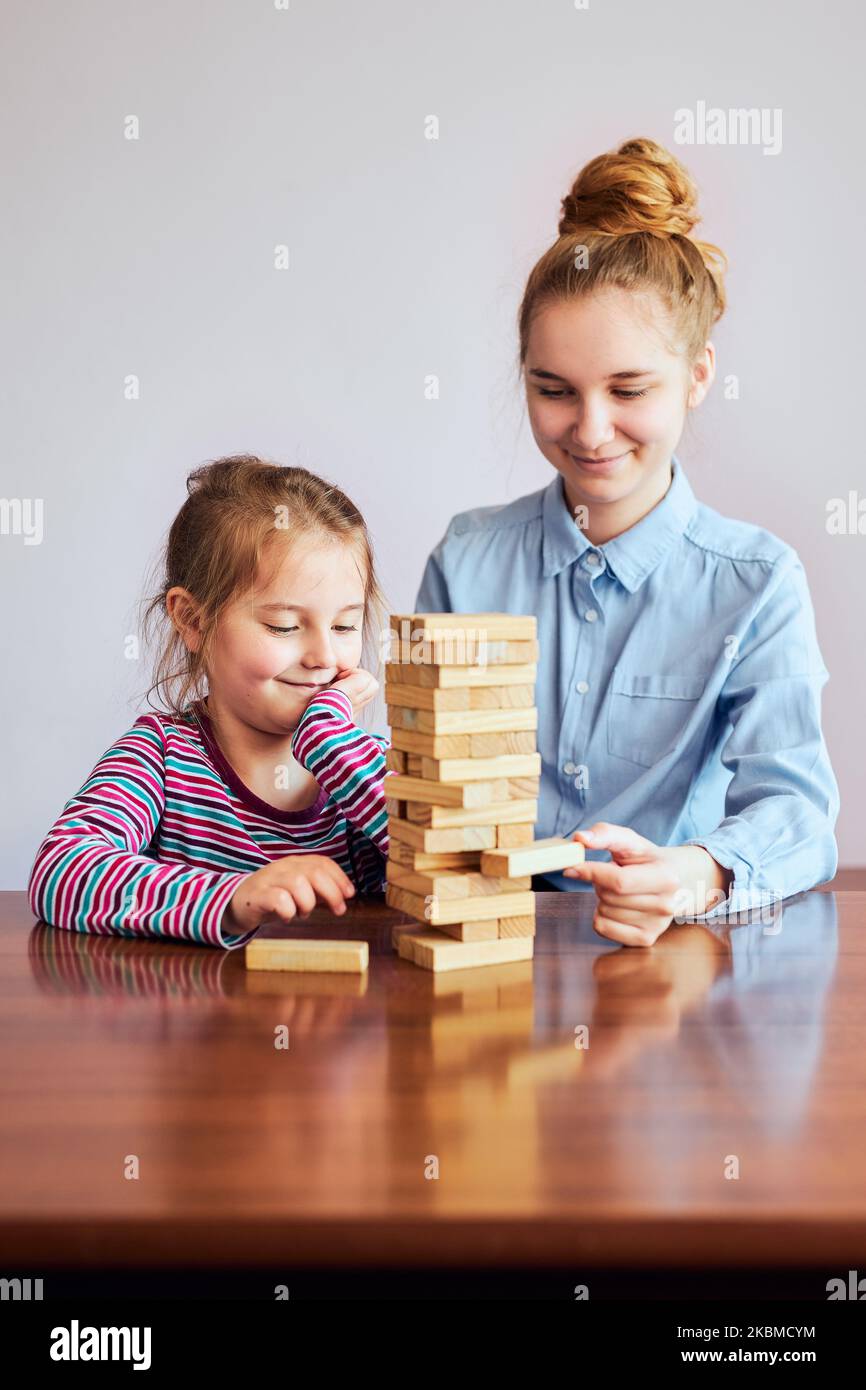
[[225, 854, 356, 934], [329, 667, 379, 718]]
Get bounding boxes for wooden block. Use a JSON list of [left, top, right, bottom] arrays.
[[386, 861, 532, 899], [468, 730, 537, 757], [406, 754, 424, 775], [384, 774, 510, 807], [245, 938, 369, 973], [385, 748, 406, 774], [388, 705, 538, 736], [435, 920, 500, 942], [389, 839, 483, 872], [384, 682, 470, 712], [384, 796, 407, 819], [405, 798, 537, 829], [389, 613, 537, 641], [498, 914, 536, 938], [468, 684, 535, 709], [388, 817, 498, 853], [496, 823, 536, 848], [396, 929, 534, 973], [481, 836, 586, 878], [391, 638, 539, 667], [421, 753, 541, 784], [390, 727, 472, 759], [507, 776, 541, 798], [386, 883, 535, 926], [391, 662, 538, 689]]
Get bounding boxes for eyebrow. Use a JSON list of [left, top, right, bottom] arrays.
[[257, 601, 366, 613], [528, 367, 658, 381]]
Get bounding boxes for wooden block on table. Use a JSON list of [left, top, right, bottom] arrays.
[[390, 727, 472, 759], [390, 662, 537, 690], [385, 748, 406, 774], [435, 919, 501, 942], [405, 798, 537, 829], [394, 918, 502, 944], [421, 752, 541, 783], [396, 929, 534, 972], [388, 817, 498, 854], [387, 705, 538, 736], [389, 612, 537, 641], [246, 938, 369, 973], [481, 836, 586, 878], [498, 914, 537, 938], [386, 860, 532, 899], [386, 883, 535, 925], [389, 839, 483, 872], [384, 682, 471, 712], [391, 638, 539, 667], [497, 822, 536, 847], [384, 774, 510, 807]]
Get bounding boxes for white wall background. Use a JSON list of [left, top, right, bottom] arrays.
[[2, 0, 863, 884]]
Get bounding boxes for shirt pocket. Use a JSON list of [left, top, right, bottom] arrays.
[[606, 669, 707, 768]]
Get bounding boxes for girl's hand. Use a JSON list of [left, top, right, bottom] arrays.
[[225, 854, 356, 935], [563, 823, 683, 947], [329, 666, 379, 718]]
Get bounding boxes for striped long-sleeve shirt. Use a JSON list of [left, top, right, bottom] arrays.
[[27, 689, 391, 950]]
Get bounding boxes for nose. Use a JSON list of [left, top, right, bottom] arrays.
[[569, 395, 617, 453], [300, 627, 337, 672]]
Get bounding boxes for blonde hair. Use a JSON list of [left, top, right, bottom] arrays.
[[518, 136, 728, 374], [140, 454, 387, 718]]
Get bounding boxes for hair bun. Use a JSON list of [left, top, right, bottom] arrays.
[[558, 136, 700, 240]]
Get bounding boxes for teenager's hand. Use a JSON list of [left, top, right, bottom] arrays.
[[563, 824, 731, 947], [329, 667, 379, 718], [563, 823, 682, 947], [225, 854, 356, 934]]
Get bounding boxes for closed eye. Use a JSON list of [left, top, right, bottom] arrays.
[[536, 386, 649, 399], [265, 624, 358, 635]]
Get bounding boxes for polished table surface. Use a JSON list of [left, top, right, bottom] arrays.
[[2, 882, 865, 1271]]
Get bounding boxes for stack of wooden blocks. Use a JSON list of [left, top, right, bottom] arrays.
[[384, 612, 584, 972]]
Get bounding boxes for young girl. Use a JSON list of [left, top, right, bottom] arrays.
[[414, 136, 840, 947], [28, 456, 392, 950]]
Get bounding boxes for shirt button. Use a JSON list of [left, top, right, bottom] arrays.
[[576, 680, 589, 694], [563, 761, 576, 774], [585, 551, 601, 567], [585, 608, 598, 623]]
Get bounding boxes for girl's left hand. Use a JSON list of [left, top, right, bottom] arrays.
[[564, 822, 683, 947], [328, 667, 379, 718]]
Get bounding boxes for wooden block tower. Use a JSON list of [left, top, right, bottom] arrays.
[[383, 613, 584, 972]]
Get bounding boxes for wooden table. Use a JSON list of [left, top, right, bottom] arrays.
[[2, 882, 865, 1295]]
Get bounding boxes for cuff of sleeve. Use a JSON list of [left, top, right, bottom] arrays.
[[681, 838, 783, 922], [297, 688, 354, 722], [211, 873, 259, 950]]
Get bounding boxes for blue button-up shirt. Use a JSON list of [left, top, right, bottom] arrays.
[[413, 456, 839, 915]]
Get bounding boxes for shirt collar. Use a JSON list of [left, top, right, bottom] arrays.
[[541, 454, 698, 592]]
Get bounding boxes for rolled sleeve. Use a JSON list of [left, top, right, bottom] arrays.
[[684, 556, 839, 913]]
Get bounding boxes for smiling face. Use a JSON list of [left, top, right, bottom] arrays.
[[524, 288, 713, 540], [200, 533, 367, 736]]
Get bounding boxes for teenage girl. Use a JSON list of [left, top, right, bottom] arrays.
[[415, 136, 839, 947], [28, 456, 390, 949]]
